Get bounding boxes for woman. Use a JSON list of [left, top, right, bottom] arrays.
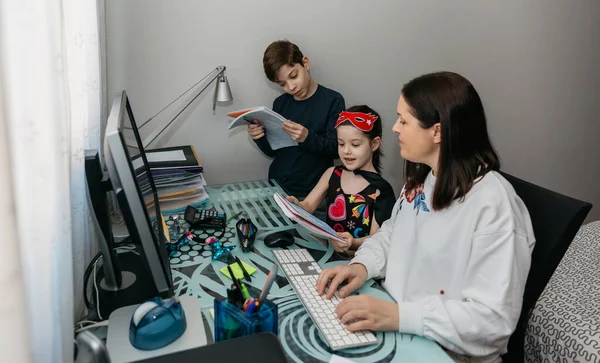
[[316, 72, 535, 363]]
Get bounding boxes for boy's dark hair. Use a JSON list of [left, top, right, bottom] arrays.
[[263, 40, 304, 83], [402, 71, 500, 210], [338, 105, 384, 173]]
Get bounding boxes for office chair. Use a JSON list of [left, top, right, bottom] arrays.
[[499, 172, 593, 363]]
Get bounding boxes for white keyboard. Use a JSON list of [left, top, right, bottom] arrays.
[[272, 248, 378, 350]]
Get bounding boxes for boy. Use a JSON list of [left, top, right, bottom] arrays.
[[248, 40, 345, 201]]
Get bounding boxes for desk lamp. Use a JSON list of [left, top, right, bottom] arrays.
[[131, 65, 233, 149]]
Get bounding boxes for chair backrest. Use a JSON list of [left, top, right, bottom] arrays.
[[500, 172, 592, 362]]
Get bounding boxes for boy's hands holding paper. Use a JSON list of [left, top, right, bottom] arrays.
[[247, 120, 265, 140], [282, 120, 308, 143], [246, 117, 308, 143]]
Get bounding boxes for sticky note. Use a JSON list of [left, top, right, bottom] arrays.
[[219, 261, 257, 280]]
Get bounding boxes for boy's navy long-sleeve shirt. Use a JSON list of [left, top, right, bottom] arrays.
[[254, 85, 345, 198]]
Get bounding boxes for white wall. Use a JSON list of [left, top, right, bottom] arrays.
[[106, 0, 600, 221]]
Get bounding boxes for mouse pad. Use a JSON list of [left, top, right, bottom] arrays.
[[219, 261, 256, 280]]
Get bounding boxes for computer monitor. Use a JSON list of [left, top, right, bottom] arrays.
[[85, 90, 173, 318]]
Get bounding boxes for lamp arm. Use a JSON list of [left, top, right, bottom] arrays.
[[140, 65, 226, 149]]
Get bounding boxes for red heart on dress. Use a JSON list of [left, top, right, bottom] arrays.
[[328, 194, 346, 221]]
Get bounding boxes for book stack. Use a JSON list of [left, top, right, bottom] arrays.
[[134, 145, 209, 215]]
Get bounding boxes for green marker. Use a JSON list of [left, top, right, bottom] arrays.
[[240, 283, 250, 300], [226, 211, 244, 223]]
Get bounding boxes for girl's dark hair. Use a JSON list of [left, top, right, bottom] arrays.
[[338, 105, 384, 173], [402, 71, 500, 210], [263, 40, 304, 82]]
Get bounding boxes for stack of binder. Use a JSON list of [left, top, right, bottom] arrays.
[[134, 145, 209, 214]]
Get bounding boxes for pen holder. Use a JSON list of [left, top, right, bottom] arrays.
[[213, 297, 278, 342], [235, 218, 258, 253]]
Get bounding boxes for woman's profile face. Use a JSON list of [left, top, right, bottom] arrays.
[[392, 95, 438, 164]]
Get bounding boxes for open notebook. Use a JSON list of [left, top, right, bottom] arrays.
[[273, 193, 347, 244], [227, 107, 297, 150]]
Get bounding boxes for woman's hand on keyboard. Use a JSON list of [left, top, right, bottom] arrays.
[[335, 295, 399, 332], [316, 264, 367, 299]]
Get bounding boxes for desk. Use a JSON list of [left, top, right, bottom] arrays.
[[165, 179, 452, 363]]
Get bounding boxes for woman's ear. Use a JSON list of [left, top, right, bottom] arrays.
[[432, 123, 441, 144], [371, 136, 381, 151]]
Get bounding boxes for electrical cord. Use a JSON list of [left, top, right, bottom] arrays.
[[83, 252, 102, 308], [93, 259, 102, 320], [74, 320, 108, 333], [82, 239, 133, 308], [74, 320, 98, 328], [91, 246, 140, 320]]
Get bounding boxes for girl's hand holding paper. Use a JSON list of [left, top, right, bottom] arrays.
[[333, 232, 354, 253]]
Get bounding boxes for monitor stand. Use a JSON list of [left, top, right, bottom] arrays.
[[94, 250, 159, 318], [106, 296, 208, 363], [86, 150, 162, 318]]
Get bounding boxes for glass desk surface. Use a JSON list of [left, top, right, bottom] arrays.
[[163, 179, 452, 363]]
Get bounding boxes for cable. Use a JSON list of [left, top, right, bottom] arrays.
[[83, 239, 133, 308], [83, 252, 102, 308], [86, 246, 141, 320], [93, 259, 102, 320], [74, 320, 108, 333], [117, 246, 139, 254], [74, 320, 104, 333]]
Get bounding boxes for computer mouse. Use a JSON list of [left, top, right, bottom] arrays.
[[264, 230, 295, 248], [129, 296, 187, 350]]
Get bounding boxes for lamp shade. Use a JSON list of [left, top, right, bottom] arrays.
[[215, 76, 233, 102]]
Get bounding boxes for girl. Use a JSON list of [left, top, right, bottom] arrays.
[[316, 72, 535, 363], [286, 105, 395, 254]]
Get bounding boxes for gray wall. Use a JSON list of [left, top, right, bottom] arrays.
[[106, 0, 600, 221]]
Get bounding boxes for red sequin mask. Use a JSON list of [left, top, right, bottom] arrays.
[[335, 111, 378, 132]]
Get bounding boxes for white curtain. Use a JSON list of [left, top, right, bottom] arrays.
[[0, 0, 105, 361]]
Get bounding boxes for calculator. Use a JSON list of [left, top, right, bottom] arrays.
[[184, 206, 226, 229]]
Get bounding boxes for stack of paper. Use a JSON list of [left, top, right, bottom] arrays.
[[135, 145, 209, 214], [273, 193, 347, 244], [147, 172, 209, 209]]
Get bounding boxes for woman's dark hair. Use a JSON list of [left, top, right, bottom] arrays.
[[338, 105, 384, 173], [263, 40, 304, 83], [402, 71, 500, 210]]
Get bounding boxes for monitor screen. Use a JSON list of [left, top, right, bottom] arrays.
[[104, 90, 173, 297], [122, 99, 168, 241]]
